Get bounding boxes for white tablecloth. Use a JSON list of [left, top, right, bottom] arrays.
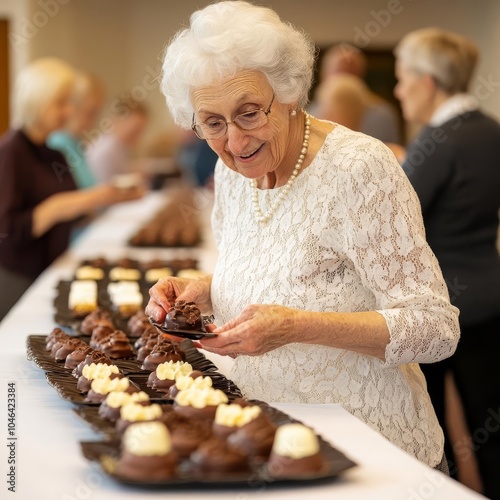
[[0, 192, 485, 499]]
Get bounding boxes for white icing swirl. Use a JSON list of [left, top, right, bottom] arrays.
[[175, 387, 228, 409], [120, 402, 163, 422], [174, 374, 212, 391], [82, 363, 119, 380], [156, 361, 193, 381], [105, 390, 149, 409], [214, 404, 261, 428], [90, 376, 129, 395]]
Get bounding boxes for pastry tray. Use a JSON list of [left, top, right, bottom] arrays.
[[80, 401, 356, 488], [27, 335, 242, 404]]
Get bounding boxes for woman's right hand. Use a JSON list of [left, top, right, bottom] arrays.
[[145, 275, 213, 323]]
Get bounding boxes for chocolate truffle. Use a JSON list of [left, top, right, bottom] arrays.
[[115, 402, 164, 434], [168, 415, 212, 459], [80, 308, 113, 335], [134, 328, 159, 350], [45, 328, 70, 350], [77, 363, 121, 393], [174, 387, 228, 421], [127, 310, 151, 338], [73, 350, 112, 378], [190, 437, 249, 474], [54, 338, 88, 362], [98, 390, 150, 423], [163, 300, 204, 332], [212, 403, 263, 440], [267, 424, 325, 477], [89, 323, 115, 348], [227, 411, 277, 461], [115, 422, 177, 481], [146, 361, 193, 393], [99, 330, 134, 359], [86, 375, 137, 403], [65, 345, 94, 370], [168, 371, 208, 399], [141, 339, 186, 371]]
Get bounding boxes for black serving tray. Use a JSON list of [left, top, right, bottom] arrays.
[[79, 401, 356, 488]]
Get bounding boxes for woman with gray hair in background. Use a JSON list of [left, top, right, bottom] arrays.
[[395, 28, 500, 496], [0, 58, 144, 321], [147, 1, 459, 472]]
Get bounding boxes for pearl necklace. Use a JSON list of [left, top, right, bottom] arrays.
[[251, 111, 311, 223]]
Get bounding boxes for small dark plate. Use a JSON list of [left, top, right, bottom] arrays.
[[149, 318, 217, 340], [79, 401, 356, 488]]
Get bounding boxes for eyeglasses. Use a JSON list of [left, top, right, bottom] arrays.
[[191, 94, 275, 140]]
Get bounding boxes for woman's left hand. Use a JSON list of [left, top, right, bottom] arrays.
[[198, 304, 299, 357]]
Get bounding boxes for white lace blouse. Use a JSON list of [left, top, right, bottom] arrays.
[[210, 123, 460, 467]]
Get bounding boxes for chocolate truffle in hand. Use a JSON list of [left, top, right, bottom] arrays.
[[116, 422, 177, 481], [163, 300, 204, 331]]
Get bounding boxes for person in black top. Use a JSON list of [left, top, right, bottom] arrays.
[[395, 29, 500, 497], [0, 58, 144, 320]]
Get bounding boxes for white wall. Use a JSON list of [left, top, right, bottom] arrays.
[[5, 0, 500, 141]]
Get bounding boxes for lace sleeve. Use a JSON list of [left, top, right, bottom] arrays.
[[340, 140, 460, 366]]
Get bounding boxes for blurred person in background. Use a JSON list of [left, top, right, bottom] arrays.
[[87, 96, 149, 184], [316, 43, 400, 143], [0, 58, 144, 321], [48, 72, 106, 189], [395, 28, 500, 498], [315, 73, 368, 132]]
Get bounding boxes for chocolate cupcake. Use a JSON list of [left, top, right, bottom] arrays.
[[147, 361, 193, 393], [98, 390, 150, 423], [65, 345, 94, 370], [77, 363, 120, 393], [163, 300, 203, 332], [73, 350, 112, 378], [53, 338, 88, 362], [115, 422, 177, 481], [190, 437, 249, 474], [100, 330, 134, 359], [141, 339, 186, 371], [174, 387, 228, 421], [267, 424, 325, 477], [45, 328, 70, 351], [80, 309, 113, 335]]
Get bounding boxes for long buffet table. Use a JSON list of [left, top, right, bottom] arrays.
[[0, 190, 485, 499]]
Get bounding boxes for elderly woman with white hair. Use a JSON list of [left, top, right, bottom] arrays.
[[147, 1, 459, 472], [0, 58, 144, 320], [395, 29, 500, 495]]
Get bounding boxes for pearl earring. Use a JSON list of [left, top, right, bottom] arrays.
[[290, 109, 297, 117]]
